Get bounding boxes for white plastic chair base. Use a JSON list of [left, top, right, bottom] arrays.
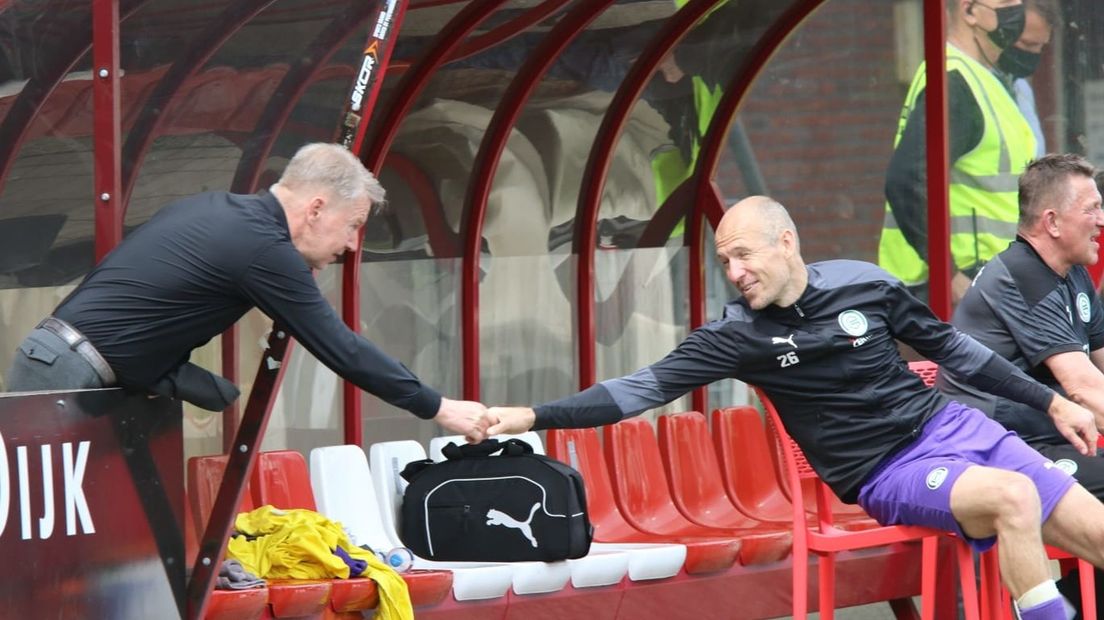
[[592, 542, 685, 581], [309, 444, 514, 602]]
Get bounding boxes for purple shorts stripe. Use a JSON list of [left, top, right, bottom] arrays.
[[857, 401, 1078, 552]]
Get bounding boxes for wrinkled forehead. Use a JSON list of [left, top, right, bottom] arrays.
[[715, 211, 767, 252]]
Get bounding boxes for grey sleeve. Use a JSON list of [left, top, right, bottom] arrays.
[[886, 279, 1055, 412], [533, 322, 740, 429]]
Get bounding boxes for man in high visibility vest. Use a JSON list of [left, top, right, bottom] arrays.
[[878, 0, 1036, 305]]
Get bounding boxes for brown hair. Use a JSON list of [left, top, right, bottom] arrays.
[[1019, 154, 1097, 228]]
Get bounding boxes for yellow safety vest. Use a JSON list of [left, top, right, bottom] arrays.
[[651, 0, 728, 238], [877, 44, 1036, 286]]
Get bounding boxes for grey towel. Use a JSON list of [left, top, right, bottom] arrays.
[[215, 559, 265, 590]]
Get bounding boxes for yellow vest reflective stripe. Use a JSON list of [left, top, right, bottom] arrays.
[[877, 44, 1035, 286]]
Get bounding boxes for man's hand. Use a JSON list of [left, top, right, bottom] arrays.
[[434, 397, 491, 443], [486, 407, 537, 436], [1048, 395, 1099, 455]]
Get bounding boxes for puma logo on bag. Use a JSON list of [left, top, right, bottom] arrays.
[[486, 502, 540, 548]]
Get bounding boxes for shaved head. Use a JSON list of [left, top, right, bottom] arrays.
[[715, 196, 807, 309], [717, 195, 800, 251]]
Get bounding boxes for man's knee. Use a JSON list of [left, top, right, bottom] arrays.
[[952, 467, 1042, 536]]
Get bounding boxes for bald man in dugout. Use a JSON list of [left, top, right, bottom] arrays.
[[487, 197, 1104, 619]]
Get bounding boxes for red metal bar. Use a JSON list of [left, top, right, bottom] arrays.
[[340, 0, 410, 445], [0, 0, 149, 199], [119, 0, 276, 211], [688, 182, 724, 413], [448, 0, 570, 62], [460, 0, 618, 400], [92, 0, 122, 261], [186, 330, 293, 620], [219, 327, 238, 454], [922, 0, 951, 320], [574, 0, 723, 390], [385, 152, 458, 256], [637, 178, 695, 247]]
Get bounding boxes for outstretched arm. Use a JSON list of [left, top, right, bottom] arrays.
[[487, 321, 742, 434]]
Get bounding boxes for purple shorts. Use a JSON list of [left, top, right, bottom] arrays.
[[857, 401, 1077, 552]]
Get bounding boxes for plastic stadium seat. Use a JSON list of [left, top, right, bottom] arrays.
[[603, 418, 792, 566], [710, 406, 796, 524], [910, 360, 1097, 620], [756, 387, 980, 620], [427, 434, 630, 589], [183, 499, 268, 620], [188, 455, 332, 619], [253, 451, 453, 609], [659, 410, 793, 532], [485, 431, 685, 581], [546, 427, 740, 574], [254, 450, 316, 510], [367, 440, 572, 595], [308, 444, 514, 602]]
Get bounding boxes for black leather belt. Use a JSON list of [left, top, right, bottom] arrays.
[[37, 317, 117, 386]]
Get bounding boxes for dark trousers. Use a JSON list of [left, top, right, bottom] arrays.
[[6, 327, 110, 391]]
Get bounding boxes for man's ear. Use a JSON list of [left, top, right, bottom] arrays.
[[1044, 209, 1061, 237], [780, 229, 797, 257], [307, 196, 325, 221]]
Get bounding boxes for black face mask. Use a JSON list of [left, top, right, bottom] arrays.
[[998, 46, 1042, 78], [973, 2, 1026, 50]]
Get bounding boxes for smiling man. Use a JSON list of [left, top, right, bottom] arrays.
[[6, 142, 489, 441], [488, 194, 1104, 619], [939, 154, 1104, 611]]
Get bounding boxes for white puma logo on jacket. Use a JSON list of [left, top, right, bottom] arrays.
[[486, 502, 540, 548], [771, 334, 797, 348]]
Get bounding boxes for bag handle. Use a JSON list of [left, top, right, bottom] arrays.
[[441, 438, 532, 460]]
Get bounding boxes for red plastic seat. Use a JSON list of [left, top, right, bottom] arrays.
[[254, 450, 453, 609], [910, 361, 1097, 620], [188, 454, 332, 619], [710, 405, 797, 524], [757, 387, 979, 620], [603, 417, 792, 565], [184, 498, 268, 620], [546, 427, 740, 574], [658, 410, 796, 544]]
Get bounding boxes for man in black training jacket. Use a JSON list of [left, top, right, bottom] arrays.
[[488, 195, 1104, 620]]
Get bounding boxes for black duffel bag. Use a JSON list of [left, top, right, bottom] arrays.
[[399, 438, 593, 562]]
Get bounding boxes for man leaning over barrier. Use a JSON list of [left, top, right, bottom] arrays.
[[6, 142, 489, 442]]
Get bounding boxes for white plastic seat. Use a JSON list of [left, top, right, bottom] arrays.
[[309, 444, 513, 601], [368, 440, 572, 595], [429, 434, 633, 587], [431, 432, 685, 582]]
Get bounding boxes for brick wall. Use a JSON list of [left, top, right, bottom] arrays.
[[719, 0, 906, 263]]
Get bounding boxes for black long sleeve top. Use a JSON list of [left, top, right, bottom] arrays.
[[54, 191, 441, 418]]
